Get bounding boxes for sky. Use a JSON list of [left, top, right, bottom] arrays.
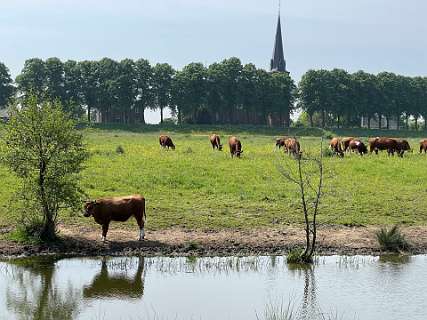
[[1, 0, 426, 123]]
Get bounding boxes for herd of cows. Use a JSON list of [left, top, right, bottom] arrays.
[[83, 133, 427, 242], [160, 133, 426, 159]]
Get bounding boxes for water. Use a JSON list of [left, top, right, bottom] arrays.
[[0, 255, 425, 320]]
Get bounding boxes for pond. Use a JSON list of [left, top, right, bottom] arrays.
[[0, 255, 425, 320]]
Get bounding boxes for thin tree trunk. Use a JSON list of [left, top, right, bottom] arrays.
[[160, 107, 164, 124], [88, 106, 91, 123], [309, 114, 314, 127], [378, 115, 382, 129], [368, 116, 371, 129]]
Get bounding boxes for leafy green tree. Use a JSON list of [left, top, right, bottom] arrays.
[[270, 71, 297, 127], [1, 96, 88, 241], [15, 58, 46, 99], [117, 59, 137, 123], [79, 60, 99, 123], [44, 57, 65, 102], [172, 63, 207, 123], [0, 62, 15, 108], [152, 63, 175, 123], [134, 59, 153, 124], [63, 60, 84, 118]]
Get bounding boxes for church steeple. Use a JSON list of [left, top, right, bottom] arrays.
[[270, 2, 287, 73]]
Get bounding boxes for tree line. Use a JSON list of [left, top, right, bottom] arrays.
[[298, 69, 427, 130], [1, 59, 426, 129], [0, 58, 296, 126]]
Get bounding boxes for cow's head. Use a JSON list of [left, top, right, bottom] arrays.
[[84, 200, 98, 217], [171, 143, 176, 150], [218, 144, 223, 151], [236, 149, 243, 158]]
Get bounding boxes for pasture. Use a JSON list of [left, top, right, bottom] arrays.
[[1, 124, 427, 232]]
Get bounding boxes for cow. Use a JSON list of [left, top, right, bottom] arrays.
[[229, 136, 243, 158], [83, 195, 146, 241], [329, 138, 344, 157], [396, 139, 411, 157], [341, 137, 355, 152], [209, 134, 223, 151], [369, 137, 398, 156], [348, 139, 368, 156], [275, 137, 288, 150], [420, 139, 427, 153], [159, 135, 175, 150], [284, 138, 301, 158]]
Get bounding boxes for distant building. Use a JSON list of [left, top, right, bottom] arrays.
[[0, 109, 9, 122], [270, 13, 288, 73], [269, 4, 290, 127], [361, 116, 398, 130]]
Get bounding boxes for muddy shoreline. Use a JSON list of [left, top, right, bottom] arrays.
[[1, 225, 427, 258]]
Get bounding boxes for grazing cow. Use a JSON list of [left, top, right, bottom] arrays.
[[341, 137, 355, 152], [159, 135, 175, 150], [284, 138, 301, 158], [420, 139, 427, 153], [275, 137, 288, 150], [348, 139, 368, 156], [329, 138, 344, 157], [209, 134, 223, 151], [84, 195, 146, 241], [229, 136, 243, 158], [396, 139, 411, 157], [369, 137, 398, 156]]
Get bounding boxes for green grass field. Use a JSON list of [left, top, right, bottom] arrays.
[[1, 123, 427, 232]]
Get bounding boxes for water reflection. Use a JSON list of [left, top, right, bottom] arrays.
[[83, 257, 145, 299], [5, 257, 81, 320]]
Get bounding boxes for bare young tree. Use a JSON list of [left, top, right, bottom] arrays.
[[277, 138, 324, 263]]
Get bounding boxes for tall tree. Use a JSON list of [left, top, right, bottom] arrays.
[[16, 58, 46, 99], [152, 63, 175, 123], [79, 60, 99, 123], [134, 59, 153, 124], [0, 62, 15, 108]]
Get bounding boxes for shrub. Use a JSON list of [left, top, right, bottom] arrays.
[[116, 145, 125, 154], [322, 146, 335, 158], [286, 248, 306, 264], [1, 96, 88, 242], [376, 225, 410, 252]]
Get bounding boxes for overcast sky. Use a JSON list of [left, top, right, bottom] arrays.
[[1, 0, 426, 122]]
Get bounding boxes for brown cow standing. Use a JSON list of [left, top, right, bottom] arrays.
[[329, 138, 344, 157], [396, 139, 411, 157], [84, 195, 146, 241], [159, 135, 175, 150], [420, 139, 427, 153], [275, 137, 288, 150], [209, 134, 223, 150], [341, 137, 355, 152], [348, 139, 368, 156], [284, 138, 301, 158], [229, 136, 243, 158], [369, 137, 398, 156]]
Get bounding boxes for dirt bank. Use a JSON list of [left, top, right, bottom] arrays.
[[1, 225, 427, 258]]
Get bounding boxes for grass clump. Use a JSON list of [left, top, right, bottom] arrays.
[[322, 146, 335, 158], [376, 225, 410, 252], [184, 240, 200, 252], [256, 301, 295, 320], [8, 218, 45, 244], [286, 248, 306, 264], [115, 145, 125, 154]]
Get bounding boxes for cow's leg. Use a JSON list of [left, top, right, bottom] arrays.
[[135, 214, 145, 241], [101, 223, 109, 242]]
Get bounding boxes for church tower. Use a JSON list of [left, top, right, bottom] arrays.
[[270, 2, 288, 73]]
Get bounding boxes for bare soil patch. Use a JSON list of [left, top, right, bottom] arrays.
[[1, 224, 427, 258]]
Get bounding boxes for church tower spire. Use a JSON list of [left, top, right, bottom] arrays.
[[270, 0, 287, 73]]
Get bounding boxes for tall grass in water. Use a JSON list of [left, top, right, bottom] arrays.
[[376, 225, 410, 252], [256, 301, 295, 320]]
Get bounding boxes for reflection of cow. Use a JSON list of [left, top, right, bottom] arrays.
[[329, 138, 344, 157], [83, 257, 145, 299]]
